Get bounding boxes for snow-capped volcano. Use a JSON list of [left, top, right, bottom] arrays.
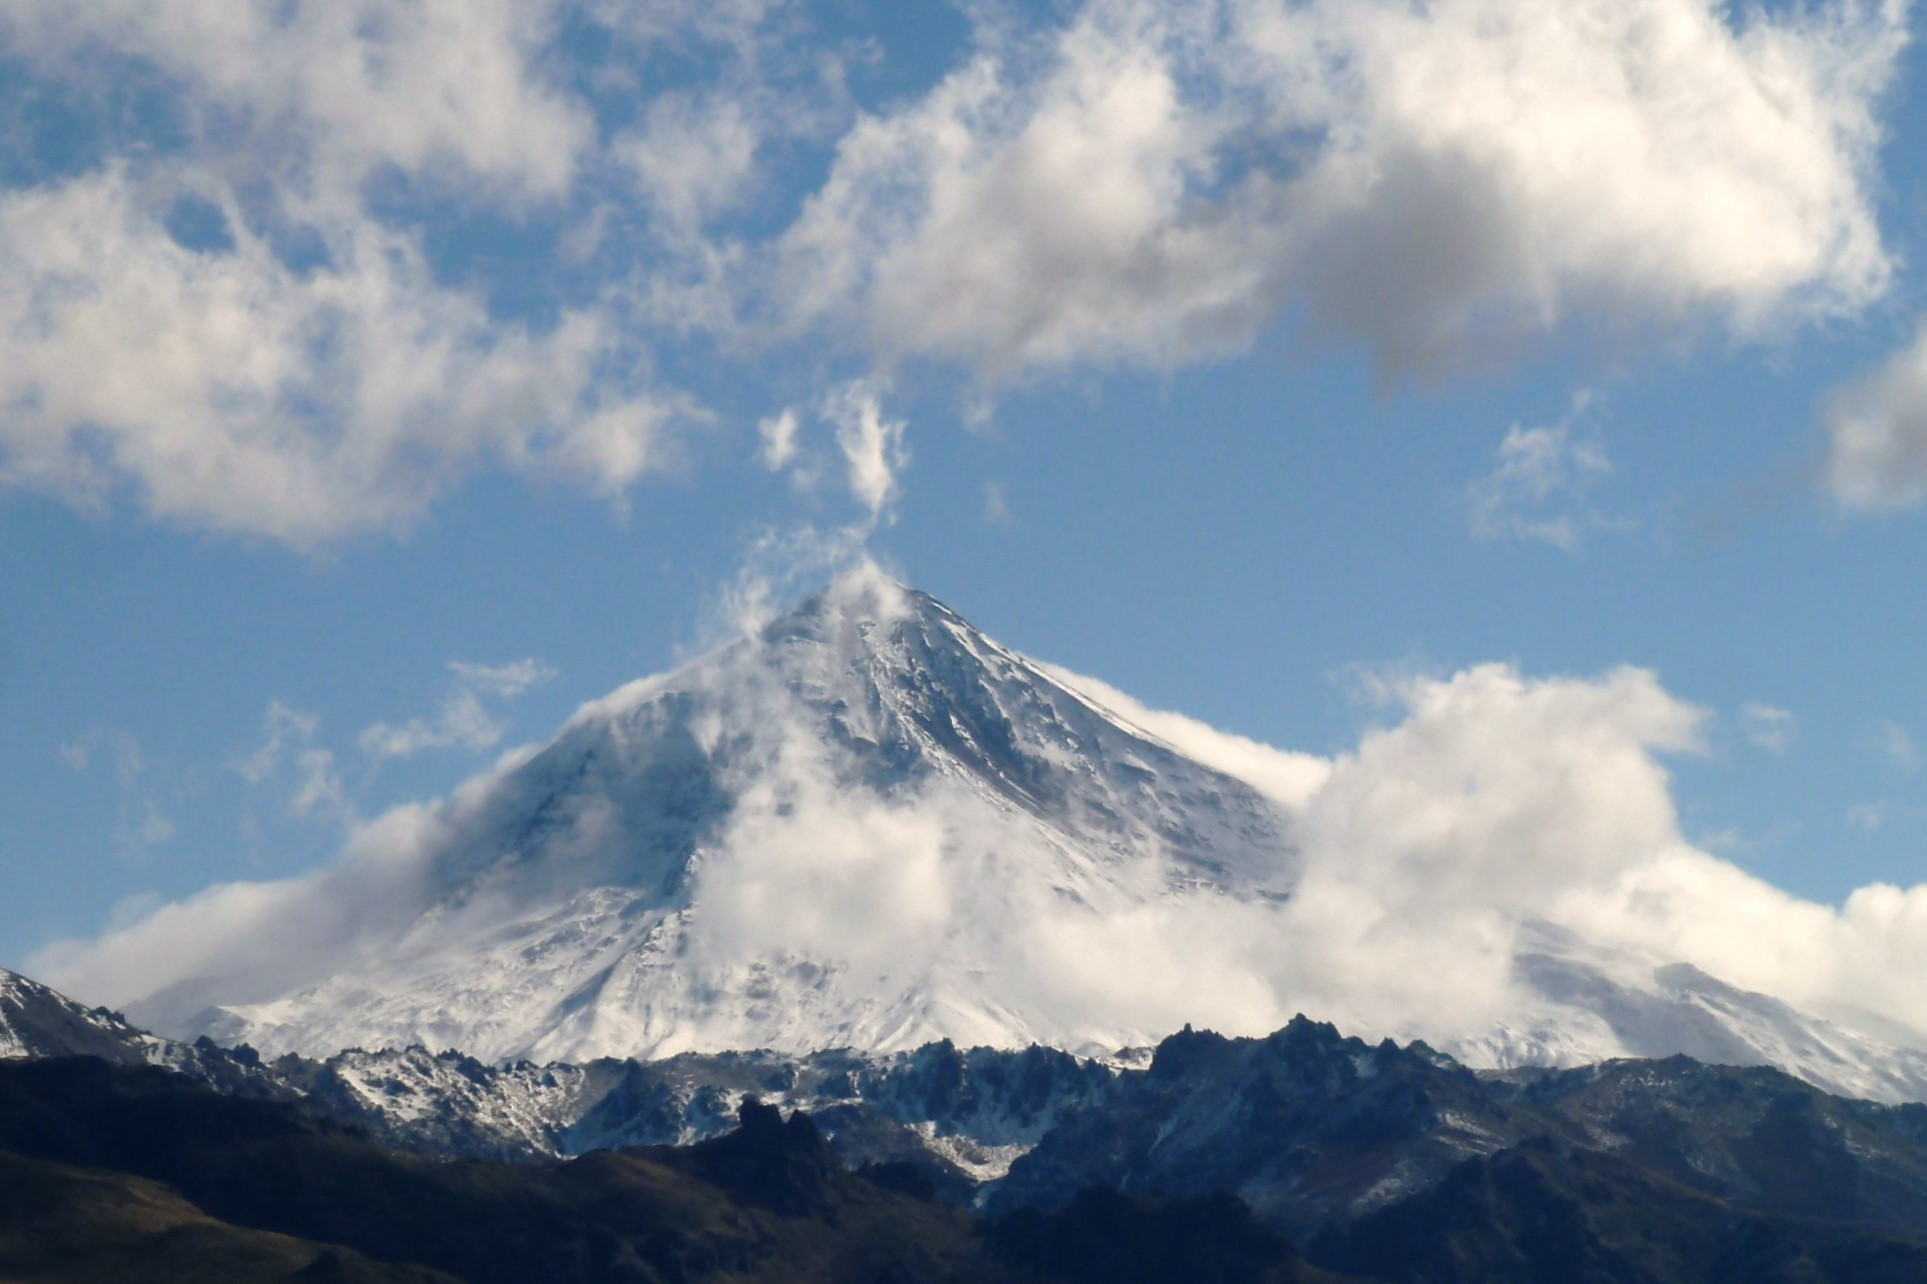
[[131, 570, 1300, 1063], [91, 568, 1927, 1105]]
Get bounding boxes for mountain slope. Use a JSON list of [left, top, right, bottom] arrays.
[[0, 970, 159, 1065], [133, 571, 1300, 1063], [83, 570, 1927, 1103]]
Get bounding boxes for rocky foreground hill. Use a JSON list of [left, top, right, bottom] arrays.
[[12, 967, 1927, 1281]]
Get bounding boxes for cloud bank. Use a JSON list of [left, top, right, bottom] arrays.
[[783, 0, 1899, 380], [0, 0, 1905, 541], [35, 616, 1927, 1064]]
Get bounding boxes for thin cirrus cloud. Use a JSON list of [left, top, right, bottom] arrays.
[[0, 0, 1906, 545]]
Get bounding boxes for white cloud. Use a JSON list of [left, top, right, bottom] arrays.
[[59, 729, 176, 861], [446, 660, 556, 702], [1468, 429, 1611, 548], [360, 659, 557, 763], [821, 380, 909, 520], [1740, 701, 1797, 754], [691, 719, 955, 973], [46, 637, 1927, 1070], [33, 799, 460, 1021], [236, 701, 345, 821], [1466, 397, 1624, 551], [983, 480, 1012, 526], [0, 0, 1897, 546], [756, 408, 801, 472], [1, 1, 592, 203], [780, 0, 1899, 380], [1878, 721, 1921, 771], [616, 93, 762, 232], [1825, 325, 1927, 510], [0, 169, 682, 547], [0, 1, 762, 546], [1035, 661, 1332, 811]]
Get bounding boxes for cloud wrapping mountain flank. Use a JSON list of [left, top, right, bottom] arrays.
[[0, 0, 1904, 539], [8, 0, 1927, 1118], [30, 573, 1927, 1092]]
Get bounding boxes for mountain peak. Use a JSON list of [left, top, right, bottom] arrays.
[[130, 584, 1301, 1064], [0, 969, 154, 1065]]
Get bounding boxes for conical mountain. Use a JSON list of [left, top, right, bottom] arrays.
[[110, 570, 1927, 1107], [133, 570, 1300, 1062]]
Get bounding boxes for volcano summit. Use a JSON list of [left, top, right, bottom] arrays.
[[44, 568, 1927, 1105], [116, 571, 1305, 1063]]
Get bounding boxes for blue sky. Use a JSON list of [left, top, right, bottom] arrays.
[[4, 0, 1927, 980]]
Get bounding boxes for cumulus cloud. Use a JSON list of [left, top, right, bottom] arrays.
[[0, 0, 1902, 543], [33, 799, 462, 1025], [1035, 661, 1331, 811], [41, 625, 1927, 1068], [781, 0, 1899, 380], [690, 718, 956, 974], [360, 659, 557, 763], [0, 1, 757, 545], [0, 168, 682, 546], [1825, 326, 1927, 509], [617, 94, 763, 232], [0, 1, 592, 202]]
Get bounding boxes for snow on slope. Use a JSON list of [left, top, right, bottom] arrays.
[[0, 968, 161, 1064], [134, 570, 1301, 1063], [84, 568, 1927, 1105], [1459, 921, 1927, 1105]]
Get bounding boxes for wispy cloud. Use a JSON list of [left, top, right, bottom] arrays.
[[1466, 394, 1626, 552], [360, 660, 557, 763], [983, 480, 1012, 527], [1878, 721, 1921, 772], [1740, 702, 1797, 755], [59, 729, 175, 860], [236, 701, 346, 820], [822, 380, 909, 523], [1849, 801, 1887, 832], [1824, 325, 1927, 511], [756, 408, 800, 472]]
